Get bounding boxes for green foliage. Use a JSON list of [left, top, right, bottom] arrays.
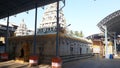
[[75, 31, 79, 36], [69, 30, 84, 37], [79, 31, 84, 37], [70, 30, 74, 35]]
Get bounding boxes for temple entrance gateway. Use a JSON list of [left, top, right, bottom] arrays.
[[22, 42, 30, 61], [16, 42, 30, 62]]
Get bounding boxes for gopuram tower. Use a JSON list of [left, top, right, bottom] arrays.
[[37, 2, 66, 35], [15, 19, 28, 36]]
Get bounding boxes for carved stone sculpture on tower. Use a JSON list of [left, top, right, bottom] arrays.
[[37, 2, 66, 35]]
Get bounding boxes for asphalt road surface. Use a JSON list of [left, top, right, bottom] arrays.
[[63, 55, 120, 68]]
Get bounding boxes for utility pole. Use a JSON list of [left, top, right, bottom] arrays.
[[104, 25, 109, 59], [114, 32, 117, 56]]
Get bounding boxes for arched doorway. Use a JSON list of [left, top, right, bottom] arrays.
[[18, 42, 30, 62], [20, 48, 24, 58]]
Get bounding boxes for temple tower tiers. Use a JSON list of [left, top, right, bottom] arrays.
[[15, 19, 28, 36], [37, 2, 66, 35]]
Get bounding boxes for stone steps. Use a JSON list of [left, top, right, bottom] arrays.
[[61, 54, 93, 63]]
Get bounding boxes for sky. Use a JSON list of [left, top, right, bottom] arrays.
[[1, 0, 120, 37]]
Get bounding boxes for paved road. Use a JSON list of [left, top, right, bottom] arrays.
[[63, 56, 120, 68], [1, 55, 120, 68]]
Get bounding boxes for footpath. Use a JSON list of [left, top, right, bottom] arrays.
[[0, 54, 93, 68], [0, 60, 51, 68]]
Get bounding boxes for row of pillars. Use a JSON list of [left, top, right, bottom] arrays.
[[3, 0, 62, 68], [5, 4, 38, 54], [3, 2, 39, 62], [104, 25, 117, 59]]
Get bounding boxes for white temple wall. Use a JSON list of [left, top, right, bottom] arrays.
[[59, 38, 92, 56], [81, 44, 86, 54], [77, 45, 80, 54], [87, 44, 92, 54], [67, 44, 71, 55], [74, 44, 78, 55], [60, 42, 70, 56]]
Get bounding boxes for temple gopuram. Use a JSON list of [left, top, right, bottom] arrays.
[[15, 19, 34, 36], [8, 2, 92, 64]]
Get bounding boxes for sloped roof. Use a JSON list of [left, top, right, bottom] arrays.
[[9, 33, 91, 44], [0, 22, 17, 27]]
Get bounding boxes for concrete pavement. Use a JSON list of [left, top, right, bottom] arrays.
[[63, 56, 120, 68], [0, 60, 51, 68], [1, 55, 120, 68]]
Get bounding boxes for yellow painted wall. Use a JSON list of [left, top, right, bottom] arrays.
[[0, 37, 5, 43]]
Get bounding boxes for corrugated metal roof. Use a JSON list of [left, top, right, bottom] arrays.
[[97, 10, 120, 35]]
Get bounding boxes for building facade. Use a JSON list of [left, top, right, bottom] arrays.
[[0, 22, 17, 53], [87, 33, 114, 57], [7, 2, 92, 64], [8, 34, 92, 63]]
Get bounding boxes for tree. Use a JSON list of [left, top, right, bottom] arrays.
[[69, 30, 84, 37], [79, 31, 84, 37], [70, 30, 74, 35], [75, 31, 79, 36]]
